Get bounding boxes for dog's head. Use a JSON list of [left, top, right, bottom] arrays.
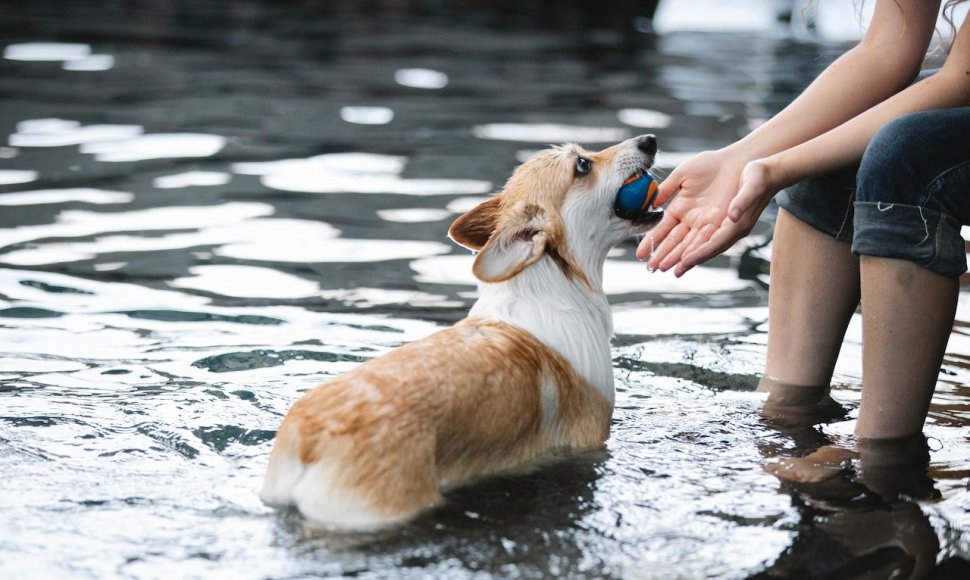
[[449, 134, 660, 285]]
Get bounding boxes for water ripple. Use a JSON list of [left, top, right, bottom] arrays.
[[1, 2, 968, 577], [192, 349, 365, 373]]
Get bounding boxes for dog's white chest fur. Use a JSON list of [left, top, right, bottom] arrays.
[[469, 255, 615, 404]]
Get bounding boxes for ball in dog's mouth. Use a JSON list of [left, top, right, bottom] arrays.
[[614, 172, 660, 223]]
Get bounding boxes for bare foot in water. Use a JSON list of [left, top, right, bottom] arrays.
[[765, 445, 858, 483], [766, 436, 935, 500]]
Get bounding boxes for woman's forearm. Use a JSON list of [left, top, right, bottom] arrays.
[[766, 69, 970, 189], [767, 17, 970, 189], [725, 0, 939, 162]]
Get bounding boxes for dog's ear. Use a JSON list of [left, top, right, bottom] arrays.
[[472, 203, 550, 283], [448, 196, 502, 251]]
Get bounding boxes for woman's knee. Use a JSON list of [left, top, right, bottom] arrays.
[[856, 113, 927, 206], [852, 110, 970, 277], [857, 108, 970, 209]]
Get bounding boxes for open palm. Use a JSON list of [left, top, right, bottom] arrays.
[[637, 150, 744, 272], [637, 153, 776, 276]]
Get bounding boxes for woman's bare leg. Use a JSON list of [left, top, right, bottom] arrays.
[[761, 209, 861, 391], [855, 256, 958, 439]]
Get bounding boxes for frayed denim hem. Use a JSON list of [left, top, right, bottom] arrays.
[[852, 201, 967, 277]]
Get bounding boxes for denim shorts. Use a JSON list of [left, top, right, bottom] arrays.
[[776, 107, 970, 277]]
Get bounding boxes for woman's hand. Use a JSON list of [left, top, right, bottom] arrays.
[[635, 149, 746, 273], [676, 159, 779, 275], [636, 154, 780, 277]]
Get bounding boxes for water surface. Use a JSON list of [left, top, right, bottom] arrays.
[[1, 1, 969, 578]]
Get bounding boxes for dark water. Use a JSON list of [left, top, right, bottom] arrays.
[[1, 1, 969, 578]]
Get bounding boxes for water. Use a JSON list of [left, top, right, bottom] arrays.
[[1, 1, 969, 578]]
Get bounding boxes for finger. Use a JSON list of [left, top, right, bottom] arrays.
[[680, 223, 718, 260], [676, 240, 722, 276], [680, 221, 743, 271], [653, 166, 685, 207], [653, 179, 679, 207], [729, 165, 768, 222], [657, 240, 689, 273], [658, 219, 717, 272], [649, 222, 689, 271], [680, 239, 727, 273], [635, 235, 655, 261], [636, 213, 678, 260], [728, 185, 758, 222], [657, 220, 706, 272], [673, 262, 696, 278]]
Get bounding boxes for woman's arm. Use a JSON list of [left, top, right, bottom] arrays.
[[742, 17, 970, 197], [675, 13, 970, 274], [725, 0, 941, 163], [639, 0, 941, 271]]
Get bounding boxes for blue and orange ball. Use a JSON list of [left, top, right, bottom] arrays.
[[614, 173, 659, 220]]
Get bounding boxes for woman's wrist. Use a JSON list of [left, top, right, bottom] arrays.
[[720, 138, 781, 170], [756, 153, 796, 193], [763, 150, 808, 191]]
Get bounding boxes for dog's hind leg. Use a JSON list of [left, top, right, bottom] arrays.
[[291, 431, 443, 531]]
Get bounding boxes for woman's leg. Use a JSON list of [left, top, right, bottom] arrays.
[[762, 168, 861, 409], [855, 257, 958, 438], [764, 209, 860, 388], [851, 108, 970, 439]]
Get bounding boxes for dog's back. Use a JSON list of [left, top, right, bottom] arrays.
[[260, 318, 611, 530]]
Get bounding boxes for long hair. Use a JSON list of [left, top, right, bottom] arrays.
[[941, 0, 968, 51]]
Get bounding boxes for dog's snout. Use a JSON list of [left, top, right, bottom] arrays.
[[636, 134, 657, 157]]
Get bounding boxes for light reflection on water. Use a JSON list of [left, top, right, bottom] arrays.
[[0, 169, 38, 185], [376, 208, 453, 223], [394, 68, 450, 90], [473, 123, 631, 144], [616, 108, 673, 129], [0, 187, 133, 206], [61, 54, 115, 72], [2, 42, 115, 72], [1, 1, 969, 578], [10, 119, 225, 161], [81, 133, 226, 163], [152, 171, 232, 189], [215, 237, 451, 264], [340, 106, 395, 125], [234, 153, 492, 196], [11, 119, 143, 147]]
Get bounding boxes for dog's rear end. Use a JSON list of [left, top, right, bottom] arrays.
[[262, 135, 659, 530], [261, 319, 611, 529]]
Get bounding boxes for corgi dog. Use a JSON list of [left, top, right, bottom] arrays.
[[261, 134, 661, 530]]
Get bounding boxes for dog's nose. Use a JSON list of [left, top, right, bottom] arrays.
[[636, 134, 657, 157]]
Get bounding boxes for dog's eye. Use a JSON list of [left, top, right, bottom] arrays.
[[575, 156, 592, 176]]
